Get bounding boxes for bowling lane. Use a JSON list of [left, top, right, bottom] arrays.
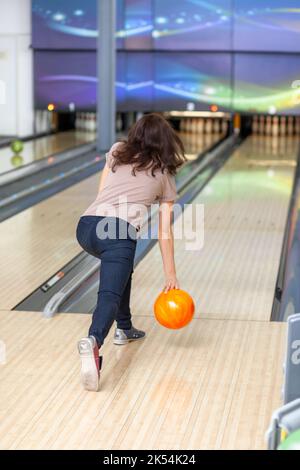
[[0, 310, 285, 449], [0, 175, 98, 310], [0, 127, 221, 176], [0, 132, 218, 311], [131, 135, 299, 322], [0, 130, 96, 175]]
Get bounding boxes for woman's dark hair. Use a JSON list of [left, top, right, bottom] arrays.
[[112, 113, 186, 176]]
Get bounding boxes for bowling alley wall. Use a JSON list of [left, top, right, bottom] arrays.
[[32, 0, 300, 114], [0, 0, 34, 136]]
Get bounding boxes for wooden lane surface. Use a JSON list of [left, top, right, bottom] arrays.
[[131, 135, 299, 321], [0, 310, 286, 450], [0, 132, 220, 311]]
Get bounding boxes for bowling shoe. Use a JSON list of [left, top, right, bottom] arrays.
[[78, 335, 103, 392], [113, 326, 146, 345]]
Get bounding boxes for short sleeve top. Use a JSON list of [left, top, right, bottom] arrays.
[[83, 142, 178, 230]]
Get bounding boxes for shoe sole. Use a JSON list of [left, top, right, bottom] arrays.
[[113, 335, 145, 346], [78, 338, 99, 392]]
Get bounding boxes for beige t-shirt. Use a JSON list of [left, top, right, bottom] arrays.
[[83, 142, 177, 230]]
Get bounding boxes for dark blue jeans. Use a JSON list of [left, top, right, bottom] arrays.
[[76, 216, 137, 346]]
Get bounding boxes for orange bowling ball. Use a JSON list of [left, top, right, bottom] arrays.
[[154, 289, 195, 329]]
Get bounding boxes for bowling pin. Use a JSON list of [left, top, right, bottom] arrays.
[[295, 116, 300, 135], [92, 113, 96, 132], [287, 116, 294, 136], [80, 113, 84, 130], [221, 119, 228, 135], [185, 118, 190, 132], [42, 110, 47, 132], [266, 116, 272, 136], [191, 118, 195, 133], [80, 113, 85, 131], [190, 118, 194, 133], [38, 110, 43, 134], [190, 119, 194, 133], [89, 113, 94, 132], [197, 118, 204, 134], [280, 116, 287, 136], [116, 114, 122, 133], [85, 113, 89, 131], [76, 113, 81, 131], [41, 111, 47, 133], [192, 118, 196, 133], [213, 119, 220, 133], [185, 118, 189, 132], [90, 113, 95, 132], [183, 119, 187, 133], [191, 119, 197, 133], [47, 110, 51, 132], [35, 110, 40, 134], [272, 116, 279, 136], [86, 113, 90, 132], [259, 115, 265, 135], [41, 111, 45, 133], [252, 115, 259, 134], [184, 119, 189, 132], [205, 118, 213, 134]]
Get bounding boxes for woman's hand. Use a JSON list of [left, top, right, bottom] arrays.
[[164, 275, 180, 293]]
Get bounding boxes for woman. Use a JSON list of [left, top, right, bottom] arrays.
[[76, 113, 186, 391]]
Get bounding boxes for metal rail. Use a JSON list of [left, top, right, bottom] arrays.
[[0, 154, 104, 209], [0, 141, 96, 186], [43, 258, 100, 318]]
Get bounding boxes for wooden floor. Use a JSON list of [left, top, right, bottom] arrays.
[[0, 132, 221, 310], [0, 134, 297, 449], [0, 311, 285, 450]]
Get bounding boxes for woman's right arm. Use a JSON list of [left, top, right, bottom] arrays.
[[158, 201, 180, 292]]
